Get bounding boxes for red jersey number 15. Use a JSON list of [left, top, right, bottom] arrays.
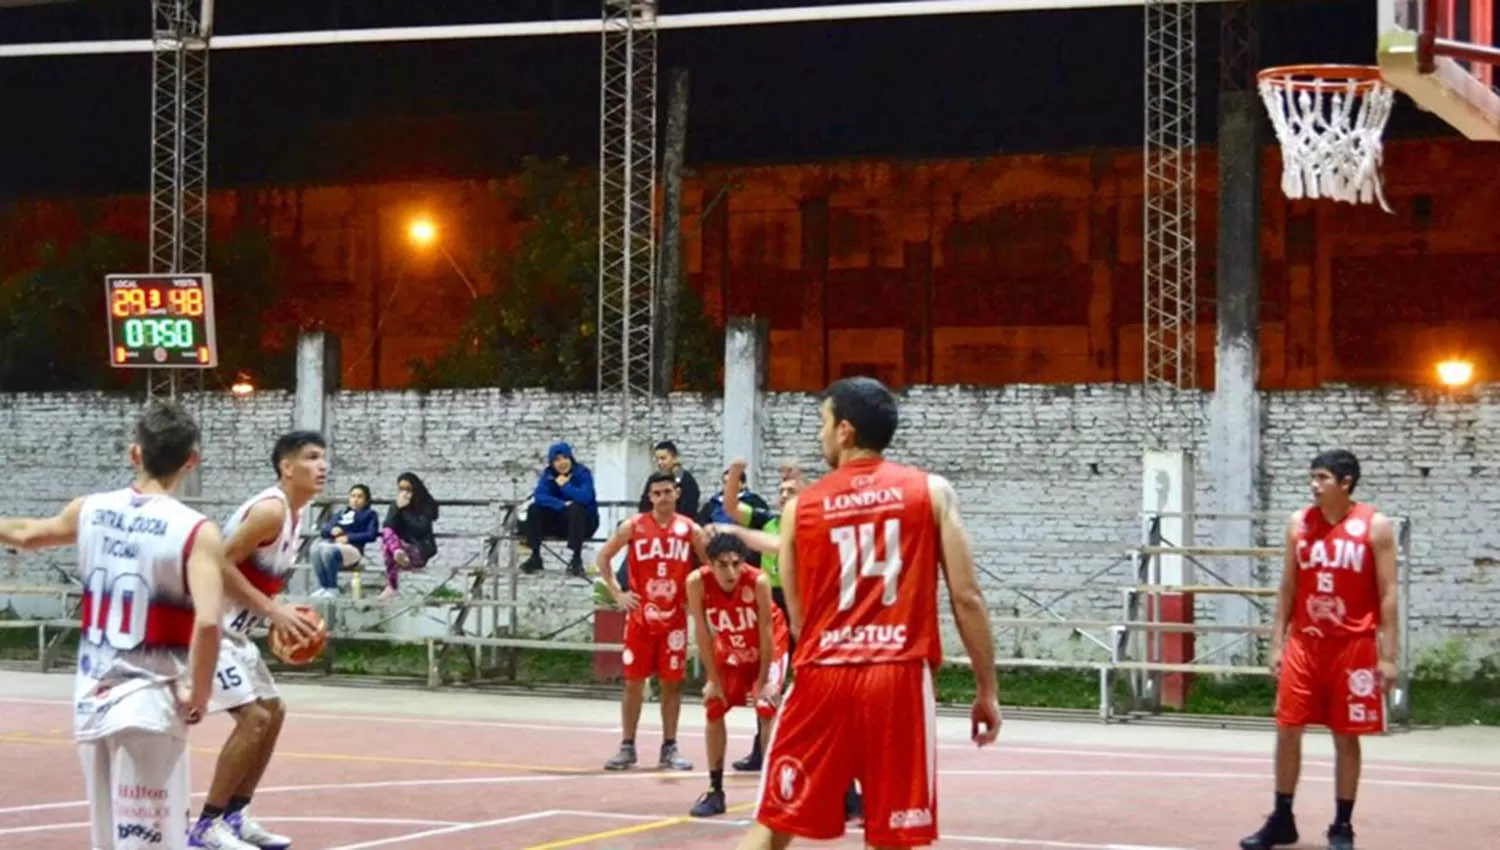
[[830, 518, 903, 611]]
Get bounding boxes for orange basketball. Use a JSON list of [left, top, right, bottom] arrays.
[[268, 605, 327, 666]]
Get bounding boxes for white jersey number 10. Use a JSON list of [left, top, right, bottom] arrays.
[[830, 518, 903, 611], [83, 568, 151, 650]]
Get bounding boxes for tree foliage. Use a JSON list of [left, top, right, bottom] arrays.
[[412, 156, 722, 392], [0, 227, 295, 392]]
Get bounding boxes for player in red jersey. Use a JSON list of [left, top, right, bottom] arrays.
[[597, 469, 711, 772], [738, 377, 1001, 850], [1240, 450, 1399, 850], [686, 532, 790, 818]]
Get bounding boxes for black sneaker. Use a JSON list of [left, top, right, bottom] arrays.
[[521, 553, 544, 575], [845, 785, 864, 826], [566, 553, 586, 578], [1326, 822, 1355, 850], [732, 749, 762, 772], [1239, 814, 1298, 850], [690, 788, 727, 818]]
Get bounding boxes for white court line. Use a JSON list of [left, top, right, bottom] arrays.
[[0, 761, 1495, 821], [545, 809, 1196, 850], [3, 695, 1494, 777], [0, 771, 671, 817], [0, 816, 463, 838], [323, 810, 557, 850]]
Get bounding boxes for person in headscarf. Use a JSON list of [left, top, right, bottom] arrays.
[[379, 472, 439, 599]]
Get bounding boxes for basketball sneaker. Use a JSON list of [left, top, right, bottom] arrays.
[[689, 788, 727, 817], [1326, 822, 1355, 850], [188, 816, 257, 850], [227, 808, 292, 849], [1239, 813, 1298, 850], [659, 741, 693, 771], [604, 743, 637, 771]]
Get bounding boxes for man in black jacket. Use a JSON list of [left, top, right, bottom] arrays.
[[637, 440, 701, 517]]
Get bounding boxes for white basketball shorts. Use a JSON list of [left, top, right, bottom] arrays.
[[78, 730, 192, 850], [209, 631, 279, 713]]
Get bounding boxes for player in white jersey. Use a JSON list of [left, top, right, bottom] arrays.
[[0, 401, 226, 850], [191, 431, 326, 850]]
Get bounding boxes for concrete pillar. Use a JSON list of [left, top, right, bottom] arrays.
[[723, 317, 768, 486], [1211, 87, 1264, 664], [592, 439, 654, 533], [294, 331, 339, 435]]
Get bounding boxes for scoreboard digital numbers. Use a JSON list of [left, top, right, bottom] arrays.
[[104, 274, 219, 369]]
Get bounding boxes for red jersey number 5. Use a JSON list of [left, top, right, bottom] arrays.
[[830, 518, 903, 611]]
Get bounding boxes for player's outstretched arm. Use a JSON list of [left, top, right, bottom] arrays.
[[709, 524, 782, 555], [182, 521, 227, 722], [929, 474, 1001, 745], [221, 499, 318, 641], [776, 496, 802, 640], [597, 516, 638, 609], [687, 572, 723, 697], [0, 498, 84, 551], [1269, 512, 1301, 675], [1371, 513, 1401, 687]]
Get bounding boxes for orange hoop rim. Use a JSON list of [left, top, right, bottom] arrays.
[[1257, 63, 1388, 92]]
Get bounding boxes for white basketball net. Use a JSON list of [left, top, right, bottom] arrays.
[[1258, 68, 1396, 213]]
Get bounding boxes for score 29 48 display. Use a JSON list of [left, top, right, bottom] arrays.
[[105, 274, 219, 368]]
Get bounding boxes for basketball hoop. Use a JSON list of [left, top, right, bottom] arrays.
[[1257, 64, 1397, 213]]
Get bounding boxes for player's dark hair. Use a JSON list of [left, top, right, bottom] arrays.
[[706, 531, 749, 561], [653, 440, 679, 456], [822, 376, 899, 452], [1311, 449, 1361, 494], [271, 430, 326, 477], [135, 401, 201, 480], [646, 470, 677, 489]]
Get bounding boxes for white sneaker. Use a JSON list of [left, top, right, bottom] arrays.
[[188, 817, 257, 850], [228, 808, 292, 849]]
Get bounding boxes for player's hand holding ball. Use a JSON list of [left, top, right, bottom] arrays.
[[971, 695, 1002, 747], [269, 604, 328, 666]]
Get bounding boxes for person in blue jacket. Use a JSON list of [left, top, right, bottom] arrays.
[[309, 483, 381, 596], [521, 442, 599, 577]]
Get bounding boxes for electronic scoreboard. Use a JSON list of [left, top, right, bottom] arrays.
[[104, 274, 218, 369]]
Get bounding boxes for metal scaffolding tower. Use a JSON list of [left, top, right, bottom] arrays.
[[1142, 0, 1198, 448], [597, 0, 659, 437], [148, 0, 212, 403]]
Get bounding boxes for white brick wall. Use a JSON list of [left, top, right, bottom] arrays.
[[3, 384, 1496, 668]]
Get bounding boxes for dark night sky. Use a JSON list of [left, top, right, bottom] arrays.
[[0, 0, 1451, 198]]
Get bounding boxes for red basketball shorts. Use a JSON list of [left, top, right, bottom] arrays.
[[755, 661, 938, 847], [1275, 632, 1384, 735], [622, 618, 687, 683], [709, 650, 790, 719]]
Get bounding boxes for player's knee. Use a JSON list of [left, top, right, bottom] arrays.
[[233, 702, 273, 736], [1331, 733, 1362, 755], [261, 698, 286, 724]]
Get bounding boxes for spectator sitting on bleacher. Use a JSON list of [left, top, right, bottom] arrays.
[[380, 472, 440, 600], [309, 484, 381, 597], [636, 440, 701, 517], [521, 442, 599, 577]]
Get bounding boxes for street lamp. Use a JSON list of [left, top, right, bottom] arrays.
[[408, 218, 437, 246], [405, 216, 476, 299], [1436, 359, 1475, 388]]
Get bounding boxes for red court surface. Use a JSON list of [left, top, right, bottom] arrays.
[[0, 673, 1495, 849]]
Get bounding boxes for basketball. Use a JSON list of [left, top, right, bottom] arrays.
[[268, 605, 327, 666]]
